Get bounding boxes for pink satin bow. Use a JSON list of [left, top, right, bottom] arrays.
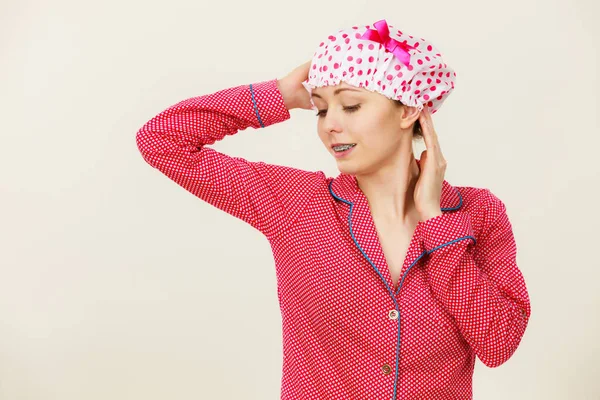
[[359, 19, 415, 67]]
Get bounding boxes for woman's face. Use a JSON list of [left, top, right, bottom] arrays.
[[311, 81, 420, 176]]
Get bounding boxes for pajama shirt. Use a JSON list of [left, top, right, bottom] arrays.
[[135, 78, 531, 399]]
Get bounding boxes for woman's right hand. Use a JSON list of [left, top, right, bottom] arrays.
[[277, 60, 313, 111]]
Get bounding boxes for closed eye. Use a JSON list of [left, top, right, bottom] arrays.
[[316, 104, 361, 117]]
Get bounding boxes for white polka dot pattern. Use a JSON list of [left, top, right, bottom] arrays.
[[136, 79, 531, 399]]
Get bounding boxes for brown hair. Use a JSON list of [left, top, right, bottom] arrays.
[[393, 99, 423, 140]]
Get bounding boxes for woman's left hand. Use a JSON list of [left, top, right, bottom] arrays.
[[414, 105, 447, 222]]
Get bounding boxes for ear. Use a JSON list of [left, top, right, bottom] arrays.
[[398, 105, 421, 130]]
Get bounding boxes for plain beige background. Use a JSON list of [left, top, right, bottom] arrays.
[[1, 0, 599, 398]]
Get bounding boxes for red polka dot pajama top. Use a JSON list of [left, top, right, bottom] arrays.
[[135, 78, 532, 400]]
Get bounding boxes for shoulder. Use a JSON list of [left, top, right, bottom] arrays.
[[456, 186, 506, 212], [250, 161, 331, 200], [454, 185, 509, 237]]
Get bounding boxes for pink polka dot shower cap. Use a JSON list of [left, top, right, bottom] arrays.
[[302, 19, 457, 115]]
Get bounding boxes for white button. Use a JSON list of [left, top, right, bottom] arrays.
[[388, 310, 399, 320]]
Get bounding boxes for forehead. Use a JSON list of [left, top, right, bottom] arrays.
[[311, 81, 369, 98]]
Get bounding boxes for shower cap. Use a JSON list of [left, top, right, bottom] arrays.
[[302, 19, 456, 115]]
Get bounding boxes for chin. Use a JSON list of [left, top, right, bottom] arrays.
[[335, 160, 364, 176]]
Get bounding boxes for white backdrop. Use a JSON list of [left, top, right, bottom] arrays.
[[1, 0, 599, 398]]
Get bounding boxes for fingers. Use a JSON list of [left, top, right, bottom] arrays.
[[419, 106, 446, 168], [419, 106, 445, 162]]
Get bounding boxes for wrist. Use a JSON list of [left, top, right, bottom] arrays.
[[276, 78, 296, 110]]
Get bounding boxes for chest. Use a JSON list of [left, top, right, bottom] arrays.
[[373, 218, 419, 289]]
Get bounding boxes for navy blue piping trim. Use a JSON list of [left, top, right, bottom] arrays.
[[249, 84, 265, 128], [428, 235, 476, 253], [443, 189, 463, 211], [327, 179, 468, 399]]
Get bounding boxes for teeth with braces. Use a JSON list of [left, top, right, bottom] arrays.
[[333, 144, 356, 152]]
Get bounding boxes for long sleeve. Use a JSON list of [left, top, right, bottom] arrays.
[[135, 78, 324, 239], [419, 189, 531, 368]]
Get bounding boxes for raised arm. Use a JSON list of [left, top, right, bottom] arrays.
[[419, 189, 531, 367], [135, 74, 323, 240]]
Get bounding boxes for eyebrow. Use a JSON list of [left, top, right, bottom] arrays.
[[311, 88, 362, 99]]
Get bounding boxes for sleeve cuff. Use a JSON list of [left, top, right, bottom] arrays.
[[420, 211, 475, 252], [249, 79, 291, 128]]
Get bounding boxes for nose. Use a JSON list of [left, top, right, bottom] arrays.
[[322, 110, 343, 135]]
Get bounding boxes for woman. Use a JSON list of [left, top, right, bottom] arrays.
[[136, 19, 531, 400]]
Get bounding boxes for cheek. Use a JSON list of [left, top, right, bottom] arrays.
[[359, 130, 401, 158], [352, 121, 385, 147], [317, 130, 329, 146]]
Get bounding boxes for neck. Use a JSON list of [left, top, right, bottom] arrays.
[[355, 152, 421, 224]]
